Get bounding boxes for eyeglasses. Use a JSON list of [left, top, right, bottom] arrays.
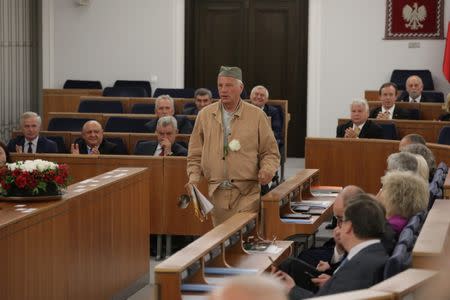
[[335, 216, 349, 228]]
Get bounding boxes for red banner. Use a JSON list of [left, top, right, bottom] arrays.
[[385, 0, 444, 39], [444, 22, 450, 82]]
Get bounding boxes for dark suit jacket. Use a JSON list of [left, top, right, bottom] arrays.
[[134, 140, 187, 156], [369, 106, 411, 120], [263, 105, 283, 146], [289, 243, 388, 299], [336, 120, 384, 139], [75, 139, 121, 155], [183, 106, 199, 115], [7, 136, 58, 153], [397, 91, 433, 103], [144, 115, 193, 134], [439, 113, 450, 121]]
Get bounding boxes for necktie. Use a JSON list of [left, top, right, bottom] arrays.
[[385, 111, 391, 119], [27, 142, 33, 153], [354, 127, 361, 137], [159, 145, 165, 156]]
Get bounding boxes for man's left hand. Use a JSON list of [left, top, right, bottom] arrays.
[[258, 169, 272, 185]]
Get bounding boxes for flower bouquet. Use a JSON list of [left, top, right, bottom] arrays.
[[0, 159, 69, 200]]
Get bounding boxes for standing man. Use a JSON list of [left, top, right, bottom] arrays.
[[187, 66, 280, 226], [369, 83, 410, 119], [183, 88, 213, 115], [7, 111, 58, 153]]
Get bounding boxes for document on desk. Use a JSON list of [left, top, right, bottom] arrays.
[[189, 184, 214, 222]]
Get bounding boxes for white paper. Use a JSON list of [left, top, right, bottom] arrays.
[[191, 185, 214, 216]]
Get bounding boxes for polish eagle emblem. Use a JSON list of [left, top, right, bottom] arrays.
[[402, 2, 427, 30]]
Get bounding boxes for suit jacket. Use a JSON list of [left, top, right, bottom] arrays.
[[144, 115, 194, 134], [439, 113, 450, 121], [75, 139, 121, 155], [397, 91, 434, 103], [183, 106, 199, 115], [289, 243, 388, 299], [336, 120, 384, 139], [369, 106, 411, 120], [134, 140, 187, 156], [263, 105, 283, 146], [7, 136, 58, 153]]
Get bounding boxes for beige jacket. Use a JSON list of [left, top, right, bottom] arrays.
[[187, 100, 280, 196]]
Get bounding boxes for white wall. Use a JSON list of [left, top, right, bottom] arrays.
[[308, 0, 450, 137], [44, 0, 450, 140], [45, 0, 184, 90]]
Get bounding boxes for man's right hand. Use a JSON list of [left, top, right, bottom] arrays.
[[311, 273, 331, 287], [316, 260, 331, 272]]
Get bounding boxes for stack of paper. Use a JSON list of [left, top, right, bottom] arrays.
[[189, 184, 214, 222]]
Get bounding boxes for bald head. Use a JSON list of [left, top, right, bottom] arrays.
[[209, 275, 287, 300], [81, 120, 104, 147], [406, 75, 423, 100], [333, 185, 365, 221]]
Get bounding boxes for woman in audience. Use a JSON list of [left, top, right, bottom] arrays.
[[0, 141, 11, 167], [438, 93, 450, 121], [378, 170, 428, 235]]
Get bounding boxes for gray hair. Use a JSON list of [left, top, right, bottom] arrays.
[[194, 88, 212, 99], [251, 85, 269, 99], [401, 134, 426, 146], [401, 143, 436, 178], [381, 170, 428, 218], [20, 111, 42, 127], [350, 99, 369, 112], [155, 95, 174, 110], [157, 115, 178, 131], [387, 152, 418, 173]]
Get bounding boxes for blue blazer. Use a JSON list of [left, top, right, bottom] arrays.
[[7, 136, 58, 153]]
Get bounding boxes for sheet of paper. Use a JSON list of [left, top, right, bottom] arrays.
[[191, 185, 214, 216]]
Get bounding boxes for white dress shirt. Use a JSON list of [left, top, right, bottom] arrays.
[[25, 136, 39, 153], [381, 105, 395, 119], [409, 95, 422, 103], [154, 144, 163, 156], [347, 239, 380, 260]]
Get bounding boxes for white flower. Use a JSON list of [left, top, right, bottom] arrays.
[[6, 159, 58, 172], [228, 139, 241, 152]]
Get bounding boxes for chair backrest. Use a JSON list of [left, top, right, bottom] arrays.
[[390, 70, 434, 90], [153, 88, 195, 98], [383, 243, 411, 279], [406, 108, 420, 120], [48, 118, 91, 132], [63, 80, 102, 89], [428, 162, 448, 209], [422, 91, 445, 103], [46, 136, 68, 153], [103, 86, 149, 97], [379, 123, 398, 140], [104, 117, 152, 133], [104, 137, 128, 154], [405, 211, 427, 235], [131, 103, 155, 114], [437, 126, 450, 145], [78, 100, 124, 113], [397, 228, 416, 250], [113, 80, 152, 97]]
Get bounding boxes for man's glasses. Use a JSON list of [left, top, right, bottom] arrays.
[[335, 216, 344, 228]]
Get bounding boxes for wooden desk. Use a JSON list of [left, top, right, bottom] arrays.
[[338, 118, 450, 143], [155, 212, 292, 300], [412, 200, 450, 270], [0, 167, 149, 300], [261, 169, 334, 240], [311, 290, 394, 300], [367, 101, 446, 120], [305, 138, 450, 194], [11, 154, 212, 236]]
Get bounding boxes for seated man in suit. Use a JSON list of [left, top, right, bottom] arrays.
[[135, 116, 187, 156], [7, 111, 58, 153], [274, 195, 388, 299], [369, 82, 410, 119], [71, 120, 121, 155], [250, 85, 283, 147], [397, 75, 432, 103], [336, 99, 383, 139], [183, 88, 213, 115], [144, 95, 193, 134]]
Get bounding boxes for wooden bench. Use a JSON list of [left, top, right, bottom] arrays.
[[305, 138, 450, 194], [261, 169, 335, 240], [412, 200, 450, 270], [154, 212, 292, 300], [367, 101, 446, 120], [0, 167, 149, 300], [10, 153, 213, 236], [337, 118, 450, 143]]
